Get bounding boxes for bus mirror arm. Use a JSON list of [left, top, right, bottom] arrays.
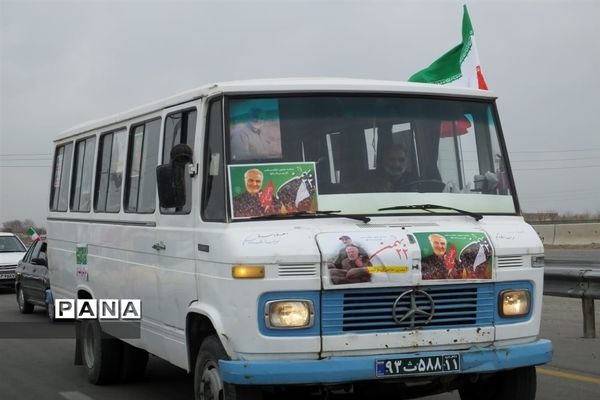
[[188, 163, 198, 177]]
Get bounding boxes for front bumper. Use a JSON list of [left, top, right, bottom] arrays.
[[0, 278, 15, 287], [220, 339, 552, 385]]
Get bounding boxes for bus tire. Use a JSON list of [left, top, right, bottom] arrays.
[[121, 342, 149, 382], [81, 319, 122, 385], [17, 286, 34, 314], [459, 366, 536, 400], [194, 335, 262, 400]]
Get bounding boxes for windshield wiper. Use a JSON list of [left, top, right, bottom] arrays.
[[250, 210, 371, 223], [377, 204, 483, 221]]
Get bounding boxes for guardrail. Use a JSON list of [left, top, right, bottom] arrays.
[[544, 267, 600, 338], [532, 222, 600, 246]]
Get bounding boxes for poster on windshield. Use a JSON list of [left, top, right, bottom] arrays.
[[228, 162, 318, 219], [414, 232, 493, 280], [229, 99, 283, 161]]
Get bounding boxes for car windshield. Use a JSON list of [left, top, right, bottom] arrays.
[[225, 95, 515, 219], [0, 236, 26, 252]]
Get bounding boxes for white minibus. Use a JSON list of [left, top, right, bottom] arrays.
[[47, 78, 551, 399]]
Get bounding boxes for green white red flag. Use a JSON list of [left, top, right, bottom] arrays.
[[26, 227, 40, 241], [409, 5, 488, 90], [259, 180, 274, 208]]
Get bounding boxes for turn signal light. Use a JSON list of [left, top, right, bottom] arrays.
[[232, 265, 265, 279]]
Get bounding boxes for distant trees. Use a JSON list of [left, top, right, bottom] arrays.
[[1, 219, 46, 235], [523, 211, 600, 223]]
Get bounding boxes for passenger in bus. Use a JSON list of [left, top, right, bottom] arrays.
[[373, 144, 418, 192], [328, 245, 372, 285], [230, 108, 275, 160], [232, 168, 280, 218]]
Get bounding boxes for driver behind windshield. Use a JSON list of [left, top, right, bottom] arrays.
[[374, 144, 418, 192]]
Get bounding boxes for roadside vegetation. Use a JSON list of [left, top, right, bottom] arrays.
[[1, 219, 46, 245], [523, 211, 600, 224]]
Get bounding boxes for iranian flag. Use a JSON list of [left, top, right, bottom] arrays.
[[409, 5, 488, 90], [26, 227, 40, 241]]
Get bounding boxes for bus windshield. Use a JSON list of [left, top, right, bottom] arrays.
[[225, 95, 515, 219]]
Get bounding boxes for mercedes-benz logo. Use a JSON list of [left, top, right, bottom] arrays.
[[392, 289, 435, 328]]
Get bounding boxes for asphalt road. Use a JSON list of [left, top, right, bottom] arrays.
[[1, 250, 598, 400]]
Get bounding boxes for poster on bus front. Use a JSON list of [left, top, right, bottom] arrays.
[[414, 232, 493, 280]]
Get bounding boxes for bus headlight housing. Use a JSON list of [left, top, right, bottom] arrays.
[[499, 289, 530, 317], [265, 300, 314, 329]]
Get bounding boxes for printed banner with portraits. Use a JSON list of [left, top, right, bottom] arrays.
[[319, 232, 415, 287], [228, 162, 318, 219], [319, 230, 493, 287], [414, 232, 493, 280]]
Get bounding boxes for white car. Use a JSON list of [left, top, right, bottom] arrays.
[[0, 232, 27, 288]]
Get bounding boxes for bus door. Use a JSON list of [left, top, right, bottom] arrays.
[[155, 106, 199, 341]]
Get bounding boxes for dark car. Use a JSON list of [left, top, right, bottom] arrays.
[[15, 239, 54, 320]]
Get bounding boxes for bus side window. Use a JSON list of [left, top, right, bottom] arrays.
[[161, 109, 197, 214], [95, 129, 126, 213], [201, 99, 225, 221], [70, 136, 96, 212], [125, 119, 161, 213], [50, 142, 73, 212]]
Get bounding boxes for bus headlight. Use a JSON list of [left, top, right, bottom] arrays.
[[265, 300, 314, 329], [499, 290, 530, 317]]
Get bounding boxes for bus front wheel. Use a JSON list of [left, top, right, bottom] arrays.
[[459, 366, 536, 400], [194, 335, 262, 400]]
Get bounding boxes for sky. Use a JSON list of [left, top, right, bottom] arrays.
[[1, 0, 599, 226]]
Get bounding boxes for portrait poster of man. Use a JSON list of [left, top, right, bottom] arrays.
[[318, 232, 415, 287], [414, 232, 493, 280], [229, 162, 318, 219], [229, 99, 283, 161]]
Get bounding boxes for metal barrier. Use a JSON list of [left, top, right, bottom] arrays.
[[544, 267, 600, 338]]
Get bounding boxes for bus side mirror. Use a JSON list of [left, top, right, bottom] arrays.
[[157, 144, 194, 208]]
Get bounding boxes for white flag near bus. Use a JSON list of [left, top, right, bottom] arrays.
[[409, 5, 488, 90]]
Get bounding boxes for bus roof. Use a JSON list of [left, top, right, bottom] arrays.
[[55, 77, 497, 142]]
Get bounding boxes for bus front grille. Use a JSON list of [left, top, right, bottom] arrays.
[[321, 283, 495, 335]]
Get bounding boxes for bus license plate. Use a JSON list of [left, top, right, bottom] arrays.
[[0, 272, 16, 280], [376, 354, 460, 377]]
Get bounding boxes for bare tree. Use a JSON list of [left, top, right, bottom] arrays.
[[1, 219, 45, 234]]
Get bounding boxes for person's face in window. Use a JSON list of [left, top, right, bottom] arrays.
[[248, 109, 265, 132], [383, 147, 408, 176], [244, 169, 263, 195], [430, 235, 447, 257]]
